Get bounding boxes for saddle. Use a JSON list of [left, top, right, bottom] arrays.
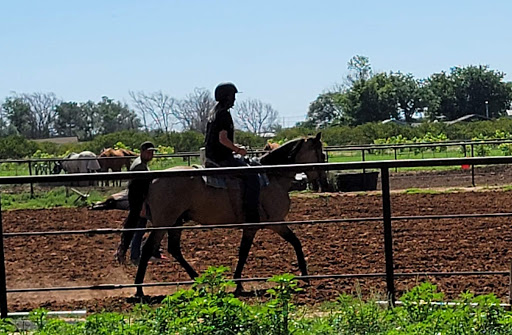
[[195, 157, 270, 190]]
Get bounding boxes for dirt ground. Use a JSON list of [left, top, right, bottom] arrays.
[[4, 174, 512, 312]]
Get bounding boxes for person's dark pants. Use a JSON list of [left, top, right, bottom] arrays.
[[215, 156, 260, 223], [130, 217, 147, 261], [119, 180, 149, 255]]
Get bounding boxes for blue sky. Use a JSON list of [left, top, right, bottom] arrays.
[[1, 0, 510, 127]]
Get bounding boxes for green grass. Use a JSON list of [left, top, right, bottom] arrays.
[[0, 186, 116, 210], [326, 146, 507, 172], [402, 188, 444, 195]]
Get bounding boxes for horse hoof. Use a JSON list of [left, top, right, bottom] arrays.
[[234, 285, 244, 297], [135, 291, 146, 299], [114, 250, 126, 264]]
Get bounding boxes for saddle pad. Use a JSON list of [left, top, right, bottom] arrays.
[[194, 165, 270, 189]]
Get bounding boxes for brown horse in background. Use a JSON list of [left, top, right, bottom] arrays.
[[263, 141, 280, 151], [99, 148, 137, 186]]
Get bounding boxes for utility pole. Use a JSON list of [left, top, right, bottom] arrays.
[[485, 101, 489, 118]]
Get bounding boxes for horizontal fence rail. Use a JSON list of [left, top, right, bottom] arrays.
[[2, 156, 512, 185], [8, 271, 510, 294], [5, 212, 512, 237], [2, 156, 512, 316]]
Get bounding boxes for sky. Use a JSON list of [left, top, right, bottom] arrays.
[[1, 0, 511, 128]]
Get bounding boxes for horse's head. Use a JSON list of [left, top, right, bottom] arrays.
[[260, 132, 326, 185], [292, 133, 326, 184], [99, 148, 113, 157]]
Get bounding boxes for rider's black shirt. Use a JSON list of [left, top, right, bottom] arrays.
[[205, 104, 234, 163]]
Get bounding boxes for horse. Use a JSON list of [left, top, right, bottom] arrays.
[[98, 148, 137, 186], [90, 189, 129, 210], [263, 141, 280, 151], [131, 133, 326, 297], [53, 151, 101, 186]]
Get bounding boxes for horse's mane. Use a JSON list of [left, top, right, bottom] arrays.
[[259, 138, 305, 165]]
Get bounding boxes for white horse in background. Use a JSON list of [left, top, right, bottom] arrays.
[[53, 151, 101, 186]]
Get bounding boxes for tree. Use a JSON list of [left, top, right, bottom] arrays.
[[234, 99, 280, 135], [2, 96, 34, 137], [347, 55, 373, 84], [54, 102, 87, 138], [129, 91, 177, 133], [305, 92, 344, 128], [389, 72, 430, 122], [174, 88, 215, 134], [425, 65, 512, 120], [96, 96, 140, 134], [19, 92, 60, 138]]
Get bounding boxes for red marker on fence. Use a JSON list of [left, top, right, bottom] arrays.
[[461, 164, 470, 170]]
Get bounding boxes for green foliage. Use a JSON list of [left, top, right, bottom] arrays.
[[11, 277, 512, 335], [234, 130, 267, 148], [0, 135, 38, 158]]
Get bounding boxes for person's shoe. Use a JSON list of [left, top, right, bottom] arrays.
[[149, 253, 168, 263], [114, 248, 126, 264]]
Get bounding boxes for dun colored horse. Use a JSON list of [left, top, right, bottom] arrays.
[[129, 133, 326, 297], [99, 148, 137, 186]]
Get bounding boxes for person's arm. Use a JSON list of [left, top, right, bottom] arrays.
[[219, 130, 247, 156]]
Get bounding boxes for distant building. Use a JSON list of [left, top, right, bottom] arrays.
[[32, 136, 79, 144]]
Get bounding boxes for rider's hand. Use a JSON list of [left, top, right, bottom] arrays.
[[237, 148, 248, 156]]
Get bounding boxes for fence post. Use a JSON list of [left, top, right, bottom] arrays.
[[0, 194, 8, 318], [470, 144, 475, 187], [509, 260, 512, 307], [28, 161, 34, 198], [362, 149, 366, 174], [394, 148, 398, 173], [381, 167, 395, 306]]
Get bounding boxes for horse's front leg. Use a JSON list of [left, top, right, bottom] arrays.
[[135, 230, 166, 297], [233, 228, 257, 295], [167, 227, 198, 279], [271, 225, 309, 283]]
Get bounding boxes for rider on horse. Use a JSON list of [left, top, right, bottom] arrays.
[[204, 82, 260, 223]]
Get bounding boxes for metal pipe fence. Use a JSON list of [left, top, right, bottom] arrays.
[[1, 156, 512, 317]]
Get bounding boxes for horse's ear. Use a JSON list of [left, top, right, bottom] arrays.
[[315, 132, 322, 141]]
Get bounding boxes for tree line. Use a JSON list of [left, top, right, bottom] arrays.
[[0, 89, 281, 140], [305, 55, 512, 127]]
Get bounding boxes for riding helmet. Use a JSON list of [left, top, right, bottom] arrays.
[[214, 82, 238, 102]]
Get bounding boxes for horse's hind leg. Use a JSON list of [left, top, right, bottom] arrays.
[[271, 225, 309, 280], [167, 223, 198, 279], [135, 229, 166, 297], [233, 228, 258, 295]]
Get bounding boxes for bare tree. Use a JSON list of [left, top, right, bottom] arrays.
[[174, 88, 215, 134], [234, 98, 280, 135], [129, 91, 177, 133], [17, 92, 60, 138]]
